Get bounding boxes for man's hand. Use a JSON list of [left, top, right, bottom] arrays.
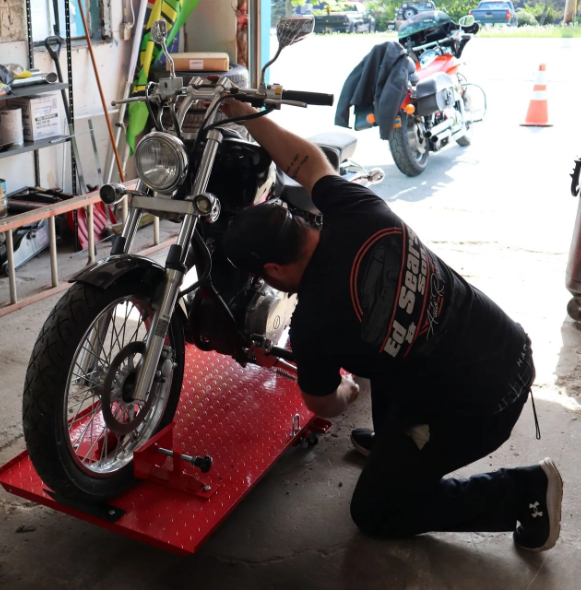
[[204, 77, 336, 194], [341, 374, 360, 404], [221, 96, 257, 119], [301, 375, 360, 418]]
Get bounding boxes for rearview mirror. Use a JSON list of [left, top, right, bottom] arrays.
[[151, 19, 175, 78], [458, 15, 475, 26], [151, 19, 168, 45], [276, 16, 314, 48], [367, 168, 385, 185], [258, 17, 314, 93]]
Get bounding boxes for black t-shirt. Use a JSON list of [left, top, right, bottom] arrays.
[[289, 175, 528, 418]]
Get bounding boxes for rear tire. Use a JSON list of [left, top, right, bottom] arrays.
[[22, 281, 185, 503], [456, 86, 473, 147], [389, 113, 429, 177]]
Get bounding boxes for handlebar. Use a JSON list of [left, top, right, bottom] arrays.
[[281, 90, 334, 107]]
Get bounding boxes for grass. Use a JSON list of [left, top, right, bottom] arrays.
[[327, 24, 581, 38], [477, 24, 581, 38]]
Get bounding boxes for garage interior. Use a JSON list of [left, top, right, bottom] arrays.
[[1, 1, 581, 588]]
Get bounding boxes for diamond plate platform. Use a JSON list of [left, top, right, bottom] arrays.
[[0, 345, 322, 555]]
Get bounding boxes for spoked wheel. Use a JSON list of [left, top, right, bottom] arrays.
[[389, 113, 429, 177], [23, 281, 185, 502]]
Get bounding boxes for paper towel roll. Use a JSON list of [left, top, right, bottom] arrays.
[[0, 108, 24, 146]]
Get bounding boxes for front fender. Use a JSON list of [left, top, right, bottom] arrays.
[[70, 254, 166, 290]]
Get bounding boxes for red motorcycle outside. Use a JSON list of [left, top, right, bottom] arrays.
[[388, 11, 487, 176]]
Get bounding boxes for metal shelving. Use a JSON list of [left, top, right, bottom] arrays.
[[0, 135, 71, 160], [8, 82, 69, 99], [17, 0, 76, 188]]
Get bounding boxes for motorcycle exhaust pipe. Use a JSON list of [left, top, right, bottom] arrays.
[[430, 129, 453, 151], [424, 117, 454, 140], [430, 123, 468, 151], [11, 72, 59, 88]]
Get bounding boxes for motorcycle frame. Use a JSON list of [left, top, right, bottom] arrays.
[[119, 119, 226, 404], [402, 44, 487, 152]]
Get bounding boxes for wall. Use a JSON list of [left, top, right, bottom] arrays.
[[0, 0, 133, 195], [0, 0, 25, 43], [184, 0, 238, 63]]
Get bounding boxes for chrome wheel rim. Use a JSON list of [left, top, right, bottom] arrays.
[[407, 117, 427, 159], [63, 296, 174, 477]]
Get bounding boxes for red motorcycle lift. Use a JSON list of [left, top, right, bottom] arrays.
[[0, 346, 330, 555]]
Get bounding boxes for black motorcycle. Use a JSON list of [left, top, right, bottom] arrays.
[[22, 16, 383, 502]]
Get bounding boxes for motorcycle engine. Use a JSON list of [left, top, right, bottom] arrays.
[[244, 284, 297, 346], [189, 219, 297, 356]]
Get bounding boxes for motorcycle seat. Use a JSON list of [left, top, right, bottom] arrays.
[[275, 169, 321, 215], [308, 132, 358, 170]]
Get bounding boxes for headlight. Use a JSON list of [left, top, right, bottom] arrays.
[[134, 132, 188, 194]]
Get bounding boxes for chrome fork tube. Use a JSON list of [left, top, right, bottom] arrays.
[[132, 130, 223, 403], [121, 207, 143, 253], [121, 179, 147, 253]]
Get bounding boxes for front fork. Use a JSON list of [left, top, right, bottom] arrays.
[[129, 129, 223, 404]]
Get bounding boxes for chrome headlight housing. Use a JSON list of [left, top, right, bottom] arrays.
[[134, 131, 188, 194]]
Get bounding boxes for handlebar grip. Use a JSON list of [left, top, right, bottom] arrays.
[[281, 90, 334, 107]]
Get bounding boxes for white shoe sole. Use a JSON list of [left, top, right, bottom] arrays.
[[350, 433, 371, 458], [517, 457, 563, 552], [536, 457, 563, 551]]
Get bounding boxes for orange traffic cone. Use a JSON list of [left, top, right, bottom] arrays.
[[521, 64, 552, 127]]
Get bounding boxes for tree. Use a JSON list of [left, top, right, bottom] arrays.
[[438, 0, 476, 22], [524, 0, 564, 24]]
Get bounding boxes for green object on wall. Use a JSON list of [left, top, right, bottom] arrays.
[[126, 0, 202, 155]]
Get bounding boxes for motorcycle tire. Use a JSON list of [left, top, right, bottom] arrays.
[[22, 281, 185, 503], [456, 84, 472, 147], [389, 113, 429, 177]]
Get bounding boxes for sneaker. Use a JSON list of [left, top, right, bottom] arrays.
[[513, 457, 563, 552], [350, 428, 375, 457]]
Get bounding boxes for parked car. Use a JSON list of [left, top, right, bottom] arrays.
[[396, 1, 437, 21], [314, 3, 376, 33], [469, 1, 518, 26]]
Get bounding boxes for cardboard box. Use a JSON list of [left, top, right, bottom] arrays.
[[9, 94, 61, 141], [167, 52, 229, 72]]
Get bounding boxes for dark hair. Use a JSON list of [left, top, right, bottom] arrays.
[[223, 203, 309, 274]]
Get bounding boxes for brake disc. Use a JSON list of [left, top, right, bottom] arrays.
[[100, 341, 156, 436]]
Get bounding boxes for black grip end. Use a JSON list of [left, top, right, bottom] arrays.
[[282, 89, 334, 107]]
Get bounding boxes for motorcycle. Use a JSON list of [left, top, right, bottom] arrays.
[[387, 11, 486, 177], [21, 16, 383, 503]]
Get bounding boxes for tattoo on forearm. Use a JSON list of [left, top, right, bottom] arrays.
[[286, 154, 310, 180], [285, 154, 299, 175]]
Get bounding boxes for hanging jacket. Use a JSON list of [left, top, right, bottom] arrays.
[[335, 41, 409, 141]]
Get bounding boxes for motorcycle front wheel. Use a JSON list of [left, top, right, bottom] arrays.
[[389, 113, 429, 177], [22, 280, 185, 503]]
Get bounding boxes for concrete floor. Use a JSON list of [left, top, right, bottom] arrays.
[[1, 36, 581, 588]]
